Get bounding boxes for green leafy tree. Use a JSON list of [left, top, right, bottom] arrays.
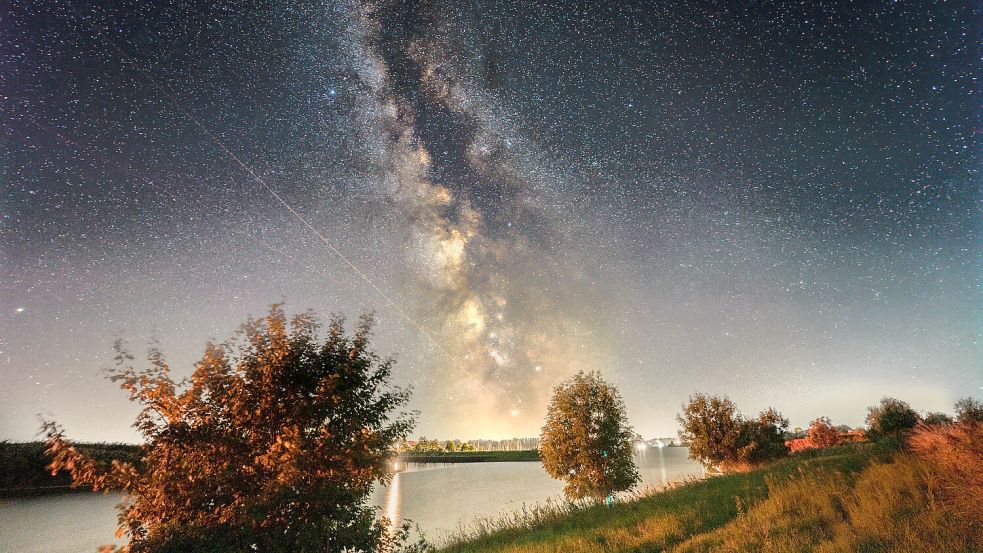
[[954, 397, 983, 424], [865, 397, 920, 440], [539, 371, 639, 502], [678, 394, 788, 470], [676, 394, 743, 469], [923, 412, 954, 426], [736, 407, 789, 465], [43, 306, 419, 553]]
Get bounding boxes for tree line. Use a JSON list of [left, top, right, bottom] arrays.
[[401, 437, 540, 453]]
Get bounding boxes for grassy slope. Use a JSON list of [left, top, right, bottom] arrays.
[[438, 442, 979, 552]]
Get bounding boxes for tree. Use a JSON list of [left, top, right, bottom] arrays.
[[954, 397, 983, 424], [677, 394, 788, 470], [736, 407, 789, 466], [539, 371, 639, 502], [676, 394, 743, 469], [807, 417, 842, 448], [865, 397, 920, 440], [923, 412, 954, 426], [43, 306, 418, 553]]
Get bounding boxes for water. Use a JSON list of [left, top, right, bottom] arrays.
[[0, 447, 702, 552]]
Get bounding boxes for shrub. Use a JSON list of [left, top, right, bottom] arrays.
[[954, 397, 983, 424], [736, 408, 790, 466], [678, 394, 788, 471], [864, 397, 920, 440], [807, 417, 843, 449], [923, 412, 954, 425]]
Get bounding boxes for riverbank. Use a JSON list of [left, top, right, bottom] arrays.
[[437, 440, 981, 552], [399, 450, 539, 463], [0, 442, 539, 497], [0, 442, 141, 498]]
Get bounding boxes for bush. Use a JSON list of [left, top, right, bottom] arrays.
[[677, 394, 788, 471], [807, 417, 843, 449], [923, 412, 954, 425], [864, 397, 920, 441], [954, 397, 983, 424]]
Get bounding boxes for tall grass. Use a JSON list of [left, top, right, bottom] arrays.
[[674, 454, 979, 552], [907, 420, 983, 522]]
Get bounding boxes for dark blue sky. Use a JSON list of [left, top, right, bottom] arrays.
[[2, 0, 979, 441]]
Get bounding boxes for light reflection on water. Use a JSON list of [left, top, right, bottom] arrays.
[[371, 447, 702, 544], [384, 469, 400, 527], [0, 448, 702, 552]]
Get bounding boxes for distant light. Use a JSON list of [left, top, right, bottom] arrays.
[[636, 443, 647, 451], [534, 365, 541, 372], [15, 307, 25, 313], [510, 409, 519, 417]]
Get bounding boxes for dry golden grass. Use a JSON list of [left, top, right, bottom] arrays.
[[907, 420, 983, 522], [671, 447, 981, 552]]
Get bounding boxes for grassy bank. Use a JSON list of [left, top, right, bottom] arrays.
[[438, 440, 981, 552], [0, 441, 140, 497], [400, 450, 540, 463]]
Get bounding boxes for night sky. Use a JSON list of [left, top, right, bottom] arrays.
[[2, 1, 979, 442]]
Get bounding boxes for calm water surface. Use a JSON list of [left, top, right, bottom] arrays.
[[0, 447, 701, 552]]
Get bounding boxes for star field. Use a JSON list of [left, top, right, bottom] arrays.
[[1, 0, 979, 441]]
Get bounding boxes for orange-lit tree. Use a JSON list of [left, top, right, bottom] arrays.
[[539, 371, 639, 502], [43, 306, 419, 553], [807, 416, 842, 449]]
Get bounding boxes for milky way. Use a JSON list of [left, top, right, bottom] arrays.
[[347, 1, 615, 434], [1, 1, 979, 441]]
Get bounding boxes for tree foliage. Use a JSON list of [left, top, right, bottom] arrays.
[[807, 417, 843, 449], [676, 394, 741, 468], [677, 394, 788, 470], [923, 412, 954, 426], [865, 397, 920, 440], [539, 371, 639, 502], [737, 407, 790, 466], [43, 306, 418, 553], [954, 397, 983, 424]]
